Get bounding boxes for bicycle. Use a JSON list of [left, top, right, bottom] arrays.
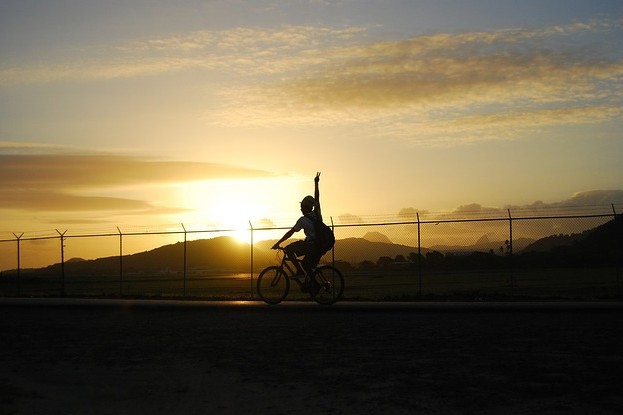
[[257, 247, 344, 305]]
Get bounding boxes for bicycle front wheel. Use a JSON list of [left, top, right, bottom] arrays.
[[257, 266, 290, 305], [309, 265, 344, 305]]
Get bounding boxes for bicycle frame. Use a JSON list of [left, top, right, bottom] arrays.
[[257, 247, 344, 305], [275, 248, 308, 290]]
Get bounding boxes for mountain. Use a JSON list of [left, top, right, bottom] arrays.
[[257, 237, 424, 263], [430, 235, 534, 254], [21, 218, 621, 276], [520, 233, 585, 253], [517, 218, 622, 267], [521, 218, 621, 255], [362, 232, 393, 244], [574, 217, 622, 255], [38, 236, 274, 276], [28, 236, 426, 276], [333, 238, 428, 262]]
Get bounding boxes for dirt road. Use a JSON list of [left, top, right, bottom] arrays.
[[1, 300, 622, 414]]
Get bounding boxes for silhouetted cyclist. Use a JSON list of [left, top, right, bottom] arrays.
[[272, 172, 323, 278]]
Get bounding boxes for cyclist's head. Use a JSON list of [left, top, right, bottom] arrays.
[[300, 195, 315, 213]]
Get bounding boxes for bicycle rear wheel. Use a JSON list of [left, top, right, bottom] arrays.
[[309, 265, 344, 305], [257, 266, 290, 305]]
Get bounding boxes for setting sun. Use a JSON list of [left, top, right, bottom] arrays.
[[174, 178, 303, 242]]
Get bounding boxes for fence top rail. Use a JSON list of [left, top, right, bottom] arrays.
[[330, 213, 615, 228], [0, 211, 617, 243]]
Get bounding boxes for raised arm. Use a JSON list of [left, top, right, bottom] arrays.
[[314, 172, 322, 222]]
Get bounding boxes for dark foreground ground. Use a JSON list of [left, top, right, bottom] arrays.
[[1, 300, 623, 415]]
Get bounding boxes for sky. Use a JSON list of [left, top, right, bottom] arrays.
[[2, 0, 623, 244]]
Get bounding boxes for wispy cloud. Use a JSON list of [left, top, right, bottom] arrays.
[[2, 20, 622, 145], [0, 154, 272, 213], [2, 20, 619, 85], [390, 190, 623, 243], [204, 19, 623, 143], [375, 105, 623, 145], [0, 26, 363, 85], [443, 190, 623, 217]]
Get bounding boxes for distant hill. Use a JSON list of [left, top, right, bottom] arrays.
[[575, 217, 621, 255], [28, 236, 427, 276], [333, 237, 428, 262], [521, 218, 621, 256], [21, 217, 621, 276], [362, 231, 392, 244], [430, 235, 534, 254], [37, 236, 274, 276], [520, 233, 585, 253], [518, 218, 622, 266], [257, 237, 425, 263]]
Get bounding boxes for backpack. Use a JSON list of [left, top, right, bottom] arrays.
[[306, 213, 335, 254]]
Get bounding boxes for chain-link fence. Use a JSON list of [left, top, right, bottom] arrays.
[[1, 205, 621, 300]]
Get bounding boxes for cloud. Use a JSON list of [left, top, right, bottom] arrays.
[[391, 190, 623, 221], [0, 140, 76, 154], [386, 190, 622, 245], [397, 208, 423, 220], [457, 190, 623, 216], [277, 53, 622, 111], [533, 190, 623, 209], [0, 26, 363, 85], [203, 20, 623, 144], [2, 20, 622, 145], [453, 204, 495, 214], [254, 218, 276, 229], [2, 20, 619, 88], [0, 154, 272, 213], [338, 213, 364, 224], [0, 154, 271, 187], [565, 190, 623, 206], [0, 190, 158, 212]]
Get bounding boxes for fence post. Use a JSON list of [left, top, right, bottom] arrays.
[[507, 209, 514, 291], [613, 204, 620, 293], [13, 233, 23, 296], [117, 227, 123, 296], [249, 220, 254, 300], [56, 229, 67, 296], [330, 217, 335, 267], [182, 223, 187, 297], [417, 212, 422, 297]]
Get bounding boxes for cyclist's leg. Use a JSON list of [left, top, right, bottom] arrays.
[[302, 245, 321, 275], [302, 245, 322, 294], [284, 241, 307, 275]]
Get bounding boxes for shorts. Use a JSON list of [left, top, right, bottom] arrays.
[[285, 240, 321, 273]]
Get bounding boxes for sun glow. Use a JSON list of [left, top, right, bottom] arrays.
[[175, 178, 295, 243]]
